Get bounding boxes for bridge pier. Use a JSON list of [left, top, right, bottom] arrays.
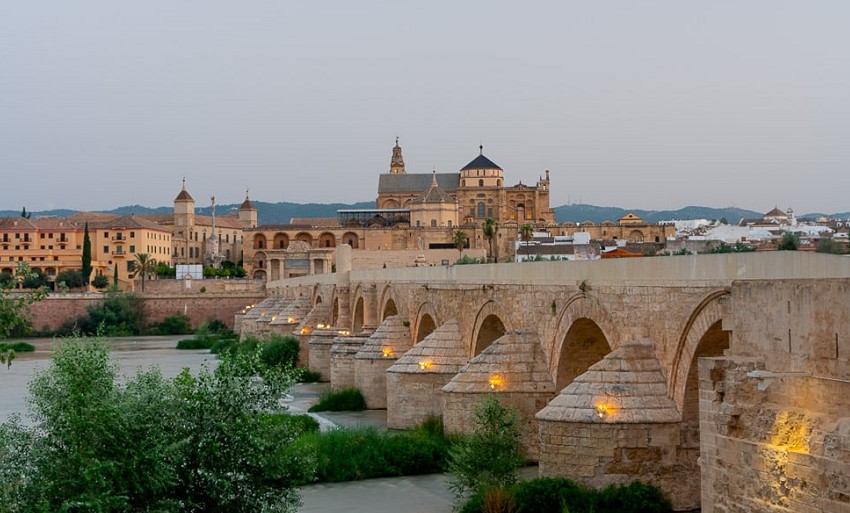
[[354, 316, 410, 409], [442, 329, 556, 459], [330, 335, 369, 390], [386, 319, 468, 429], [537, 339, 696, 511]]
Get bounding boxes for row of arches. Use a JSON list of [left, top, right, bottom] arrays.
[[252, 232, 360, 250], [312, 284, 730, 415]]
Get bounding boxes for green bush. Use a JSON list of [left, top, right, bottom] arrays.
[[91, 274, 110, 289], [55, 270, 85, 289], [448, 395, 524, 503], [295, 368, 322, 383], [308, 388, 367, 412], [157, 314, 193, 335], [260, 335, 301, 369], [459, 478, 673, 513], [594, 481, 672, 513], [510, 477, 594, 513], [298, 417, 453, 483]]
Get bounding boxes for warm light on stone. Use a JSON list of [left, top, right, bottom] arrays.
[[488, 375, 505, 390], [418, 360, 432, 370], [382, 347, 393, 357]]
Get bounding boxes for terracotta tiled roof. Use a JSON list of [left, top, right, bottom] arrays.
[[0, 217, 39, 230]]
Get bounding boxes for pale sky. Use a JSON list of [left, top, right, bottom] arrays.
[[2, 1, 849, 214]]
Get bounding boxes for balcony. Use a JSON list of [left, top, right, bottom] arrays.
[[111, 236, 126, 243], [112, 250, 127, 257]]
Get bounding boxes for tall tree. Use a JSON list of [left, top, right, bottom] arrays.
[[778, 231, 800, 251], [519, 224, 534, 261], [453, 229, 468, 260], [81, 222, 92, 286], [483, 218, 499, 263], [20, 207, 30, 219], [130, 253, 157, 293]]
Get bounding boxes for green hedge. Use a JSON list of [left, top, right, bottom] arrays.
[[460, 478, 672, 513]]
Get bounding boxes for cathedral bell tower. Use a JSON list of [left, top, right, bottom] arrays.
[[389, 137, 405, 174]]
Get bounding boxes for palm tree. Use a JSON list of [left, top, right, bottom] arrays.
[[483, 218, 499, 263], [453, 229, 468, 260], [130, 253, 157, 293], [519, 224, 534, 262]]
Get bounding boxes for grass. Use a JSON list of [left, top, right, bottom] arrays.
[[307, 388, 366, 412], [0, 342, 35, 352], [295, 416, 455, 483]]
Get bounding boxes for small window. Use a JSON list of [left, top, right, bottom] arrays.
[[130, 245, 135, 253], [103, 246, 109, 253], [430, 219, 437, 227], [479, 179, 484, 187], [130, 231, 135, 238]]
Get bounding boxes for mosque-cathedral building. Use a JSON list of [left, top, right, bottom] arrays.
[[1, 141, 674, 289]]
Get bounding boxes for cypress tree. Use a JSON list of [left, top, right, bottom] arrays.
[[81, 223, 92, 286]]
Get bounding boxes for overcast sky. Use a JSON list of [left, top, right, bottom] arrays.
[[2, 1, 848, 214]]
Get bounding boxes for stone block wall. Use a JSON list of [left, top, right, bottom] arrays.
[[538, 420, 694, 509], [443, 391, 553, 460], [386, 372, 453, 429], [30, 293, 263, 332], [307, 332, 335, 382], [699, 357, 850, 513], [354, 357, 393, 409], [330, 336, 367, 391]]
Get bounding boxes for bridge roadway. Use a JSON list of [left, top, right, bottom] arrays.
[[238, 251, 850, 513]]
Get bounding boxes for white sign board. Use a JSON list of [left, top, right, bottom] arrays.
[[176, 264, 204, 280]]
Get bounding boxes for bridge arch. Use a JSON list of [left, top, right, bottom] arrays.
[[413, 301, 438, 343], [312, 284, 325, 307], [349, 284, 366, 334], [378, 285, 403, 322], [670, 290, 731, 411], [469, 300, 513, 357], [550, 294, 617, 391]]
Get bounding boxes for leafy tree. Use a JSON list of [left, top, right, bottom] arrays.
[[447, 395, 524, 504], [0, 336, 307, 512], [483, 218, 499, 263], [22, 268, 47, 290], [91, 274, 109, 289], [0, 272, 13, 289], [155, 261, 177, 278], [19, 207, 30, 219], [453, 230, 468, 259], [80, 291, 146, 336], [0, 282, 47, 339], [113, 265, 119, 288], [816, 237, 841, 254], [778, 231, 800, 251], [81, 222, 92, 286], [719, 217, 729, 225], [129, 253, 156, 292], [55, 270, 84, 289]]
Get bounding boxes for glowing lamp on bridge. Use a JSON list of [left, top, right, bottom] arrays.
[[300, 327, 312, 335], [488, 375, 505, 390], [418, 360, 432, 371], [337, 330, 350, 336], [316, 323, 327, 329], [595, 403, 612, 419], [287, 316, 296, 324], [382, 347, 393, 358]]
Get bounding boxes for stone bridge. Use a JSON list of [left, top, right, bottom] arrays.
[[237, 249, 850, 512]]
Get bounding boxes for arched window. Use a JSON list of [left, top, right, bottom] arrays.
[[479, 179, 484, 187], [430, 219, 437, 227], [477, 202, 485, 218]]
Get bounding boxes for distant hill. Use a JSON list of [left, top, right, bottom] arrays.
[[2, 202, 845, 225], [553, 205, 763, 224]]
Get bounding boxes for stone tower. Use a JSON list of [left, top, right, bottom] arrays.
[[390, 137, 405, 174], [238, 189, 258, 228], [174, 178, 195, 230]]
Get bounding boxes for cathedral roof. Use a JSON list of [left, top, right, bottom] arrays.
[[764, 207, 787, 218], [412, 173, 456, 204], [239, 190, 256, 211], [378, 173, 459, 194], [461, 148, 502, 171]]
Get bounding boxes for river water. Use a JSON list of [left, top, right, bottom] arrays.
[[0, 335, 216, 425]]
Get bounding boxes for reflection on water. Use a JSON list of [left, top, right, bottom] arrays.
[[0, 335, 217, 424]]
